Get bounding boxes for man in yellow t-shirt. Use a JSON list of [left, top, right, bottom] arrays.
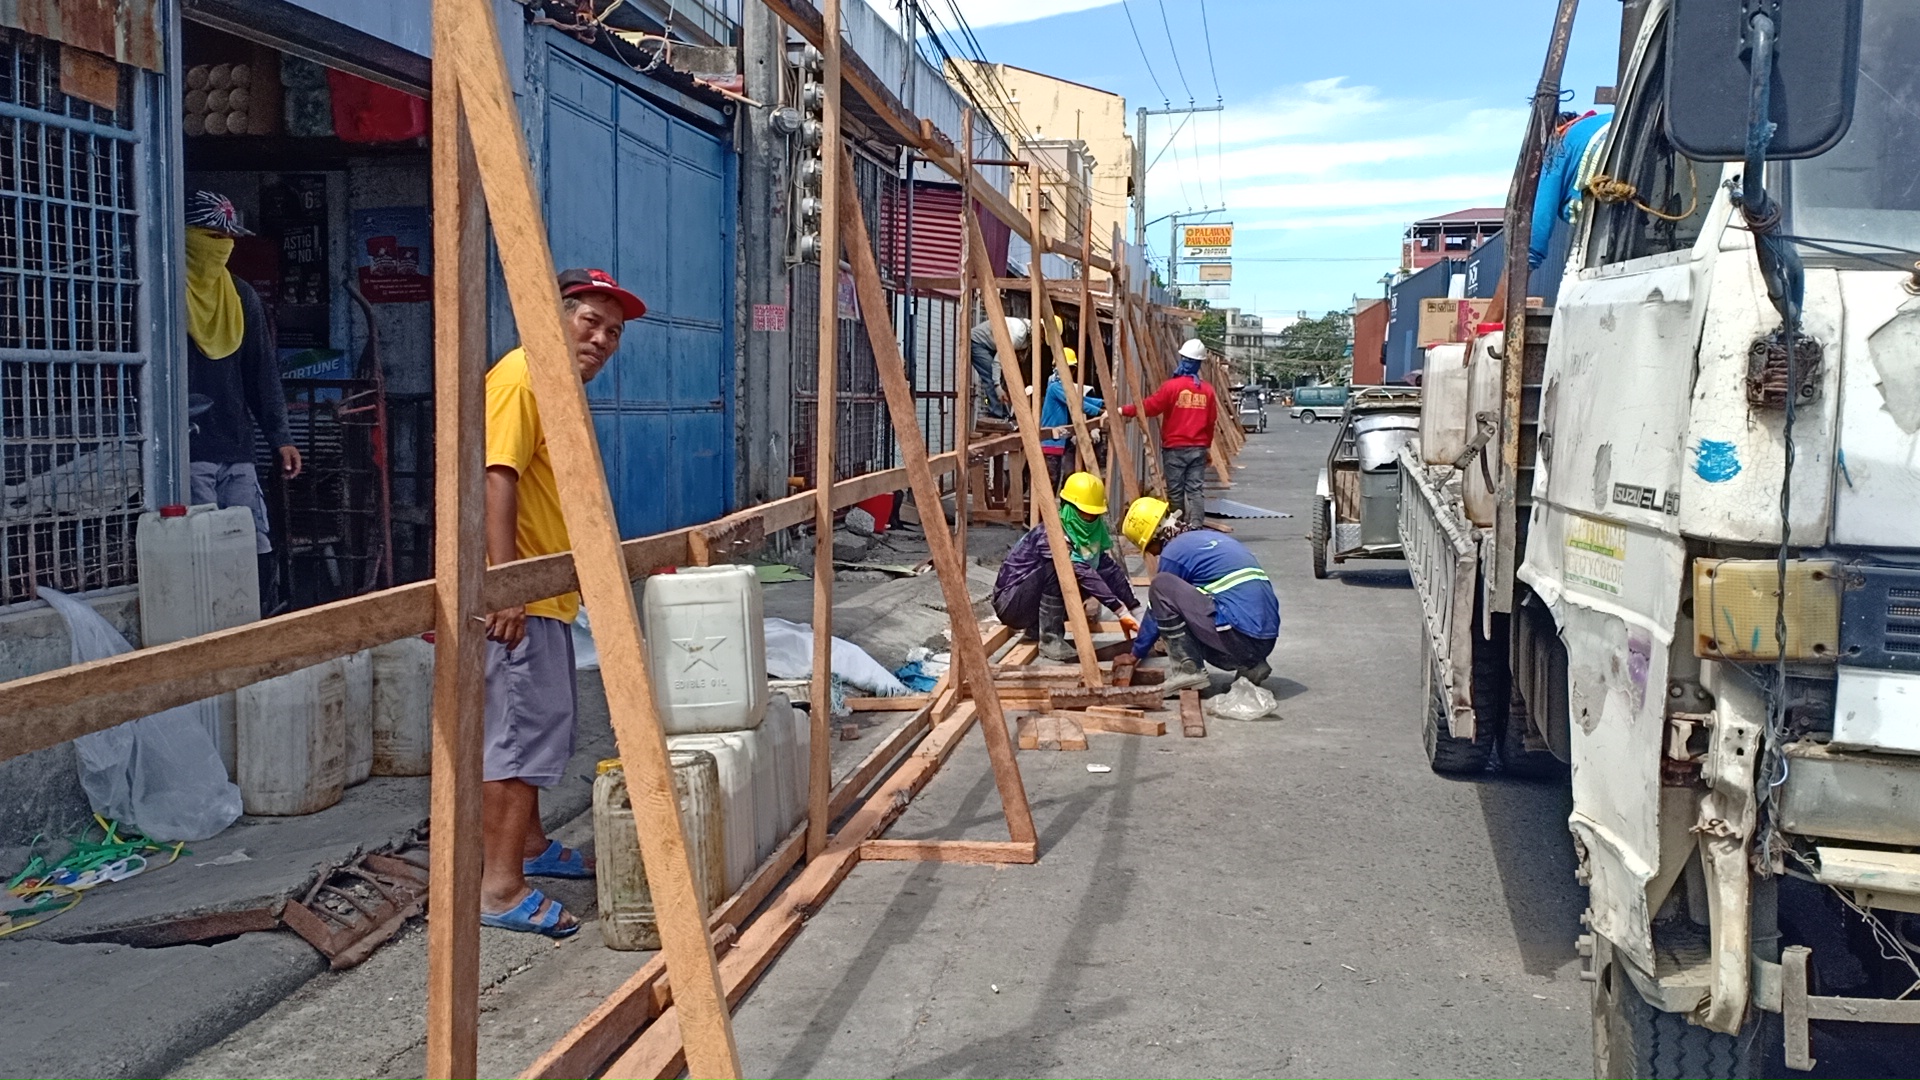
[[480, 268, 644, 938]]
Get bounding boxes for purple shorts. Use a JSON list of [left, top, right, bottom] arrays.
[[483, 615, 578, 787]]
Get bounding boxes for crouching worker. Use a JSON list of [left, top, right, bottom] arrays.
[[992, 472, 1140, 661], [1121, 496, 1279, 693]]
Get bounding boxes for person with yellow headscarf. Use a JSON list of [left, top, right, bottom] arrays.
[[184, 190, 300, 613]]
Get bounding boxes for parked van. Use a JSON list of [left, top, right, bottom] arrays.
[[1289, 384, 1350, 424]]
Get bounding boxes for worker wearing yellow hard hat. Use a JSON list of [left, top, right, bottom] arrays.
[[992, 472, 1141, 661], [1122, 496, 1280, 692], [1036, 314, 1102, 492]]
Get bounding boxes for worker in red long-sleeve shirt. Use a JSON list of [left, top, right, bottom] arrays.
[[1121, 338, 1217, 529]]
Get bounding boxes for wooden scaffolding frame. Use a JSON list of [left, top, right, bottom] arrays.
[[0, 1, 1218, 1077]]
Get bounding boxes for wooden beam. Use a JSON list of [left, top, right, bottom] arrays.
[[1073, 710, 1165, 737], [953, 108, 974, 560], [807, 0, 845, 865], [845, 694, 932, 712], [424, 43, 486, 1079], [0, 439, 1006, 769], [1180, 689, 1207, 738], [858, 839, 1038, 863], [1025, 172, 1099, 471], [443, 2, 739, 1075], [965, 212, 1105, 686], [836, 148, 1037, 849]]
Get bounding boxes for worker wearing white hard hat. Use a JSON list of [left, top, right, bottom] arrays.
[[1121, 337, 1218, 528], [968, 316, 1030, 422]]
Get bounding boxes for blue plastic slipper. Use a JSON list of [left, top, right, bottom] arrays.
[[523, 839, 594, 879], [480, 888, 578, 939]]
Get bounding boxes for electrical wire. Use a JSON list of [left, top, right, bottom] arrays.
[[1121, 0, 1171, 107], [1152, 0, 1194, 104]]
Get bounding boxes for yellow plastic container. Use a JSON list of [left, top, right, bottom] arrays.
[[593, 751, 726, 951]]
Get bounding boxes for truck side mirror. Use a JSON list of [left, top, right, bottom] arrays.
[[1664, 0, 1862, 161]]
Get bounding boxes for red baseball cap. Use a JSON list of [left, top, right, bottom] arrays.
[[557, 268, 646, 320]]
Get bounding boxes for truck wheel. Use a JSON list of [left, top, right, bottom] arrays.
[[1309, 496, 1330, 579], [1591, 936, 1763, 1079], [1423, 641, 1492, 774], [1501, 714, 1569, 779]]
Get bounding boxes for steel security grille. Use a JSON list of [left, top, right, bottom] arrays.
[[0, 33, 146, 606]]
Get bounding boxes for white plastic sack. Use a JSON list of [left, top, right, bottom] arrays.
[[41, 587, 243, 841], [762, 617, 910, 696], [1204, 677, 1281, 722]]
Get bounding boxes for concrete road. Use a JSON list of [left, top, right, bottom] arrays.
[[728, 417, 1591, 1078], [174, 417, 1594, 1079]]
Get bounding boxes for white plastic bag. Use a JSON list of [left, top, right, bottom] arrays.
[[762, 617, 911, 696], [1204, 677, 1281, 721], [42, 587, 243, 841]]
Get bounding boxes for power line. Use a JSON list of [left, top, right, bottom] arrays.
[[1153, 0, 1195, 103], [1120, 0, 1170, 107], [1197, 0, 1227, 210]]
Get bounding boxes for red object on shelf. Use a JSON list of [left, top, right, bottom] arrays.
[[159, 504, 187, 518], [326, 69, 428, 144], [854, 493, 896, 533], [1476, 321, 1505, 335]]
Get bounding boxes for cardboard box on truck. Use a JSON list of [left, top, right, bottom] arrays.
[[1418, 298, 1493, 346]]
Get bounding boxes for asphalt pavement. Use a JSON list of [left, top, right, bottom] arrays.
[[174, 416, 1595, 1079], [723, 416, 1591, 1078]]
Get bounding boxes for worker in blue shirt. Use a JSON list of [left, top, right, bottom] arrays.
[[1528, 110, 1613, 270], [1120, 495, 1279, 692], [1034, 317, 1103, 492]]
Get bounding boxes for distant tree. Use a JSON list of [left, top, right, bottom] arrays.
[[1194, 307, 1226, 353], [1270, 310, 1353, 383]]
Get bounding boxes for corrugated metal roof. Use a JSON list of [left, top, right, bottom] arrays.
[[0, 0, 164, 72], [1412, 207, 1504, 226]]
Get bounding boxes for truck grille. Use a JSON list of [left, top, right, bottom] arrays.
[[1841, 565, 1920, 671]]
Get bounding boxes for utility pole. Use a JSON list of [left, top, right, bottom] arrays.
[[1133, 103, 1225, 248]]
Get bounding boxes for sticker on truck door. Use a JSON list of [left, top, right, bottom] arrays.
[[1565, 516, 1627, 596]]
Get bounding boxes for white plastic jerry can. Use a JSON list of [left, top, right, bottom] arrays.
[[237, 657, 348, 816], [136, 503, 260, 777], [643, 565, 769, 734], [665, 729, 765, 894], [341, 649, 374, 787], [371, 635, 434, 776]]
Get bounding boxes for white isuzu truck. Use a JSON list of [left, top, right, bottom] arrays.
[[1402, 0, 1920, 1074]]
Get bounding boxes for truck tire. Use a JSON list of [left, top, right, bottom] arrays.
[[1299, 410, 1317, 423], [1309, 496, 1330, 579], [1501, 712, 1569, 779], [1592, 936, 1763, 1079], [1422, 641, 1492, 774]]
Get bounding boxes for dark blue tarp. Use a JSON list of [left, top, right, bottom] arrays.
[[1459, 223, 1570, 306]]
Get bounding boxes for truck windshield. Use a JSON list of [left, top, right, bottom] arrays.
[[1785, 0, 1920, 264]]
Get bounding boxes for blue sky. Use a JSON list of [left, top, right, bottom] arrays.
[[898, 0, 1625, 324]]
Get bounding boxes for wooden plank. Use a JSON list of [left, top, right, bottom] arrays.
[[857, 839, 1038, 864], [423, 42, 486, 1080], [1026, 169, 1097, 468], [1180, 689, 1207, 739], [1084, 704, 1146, 719], [828, 707, 932, 820], [443, 5, 739, 1076], [0, 445, 995, 768], [1015, 715, 1039, 750], [846, 695, 931, 713], [1046, 684, 1166, 711], [965, 212, 1104, 687], [953, 108, 974, 558], [1073, 711, 1164, 737], [1110, 654, 1136, 686], [806, 0, 846, 866], [1051, 715, 1088, 751], [837, 151, 1036, 848]]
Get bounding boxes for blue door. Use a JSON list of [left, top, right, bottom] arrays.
[[542, 47, 736, 539]]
